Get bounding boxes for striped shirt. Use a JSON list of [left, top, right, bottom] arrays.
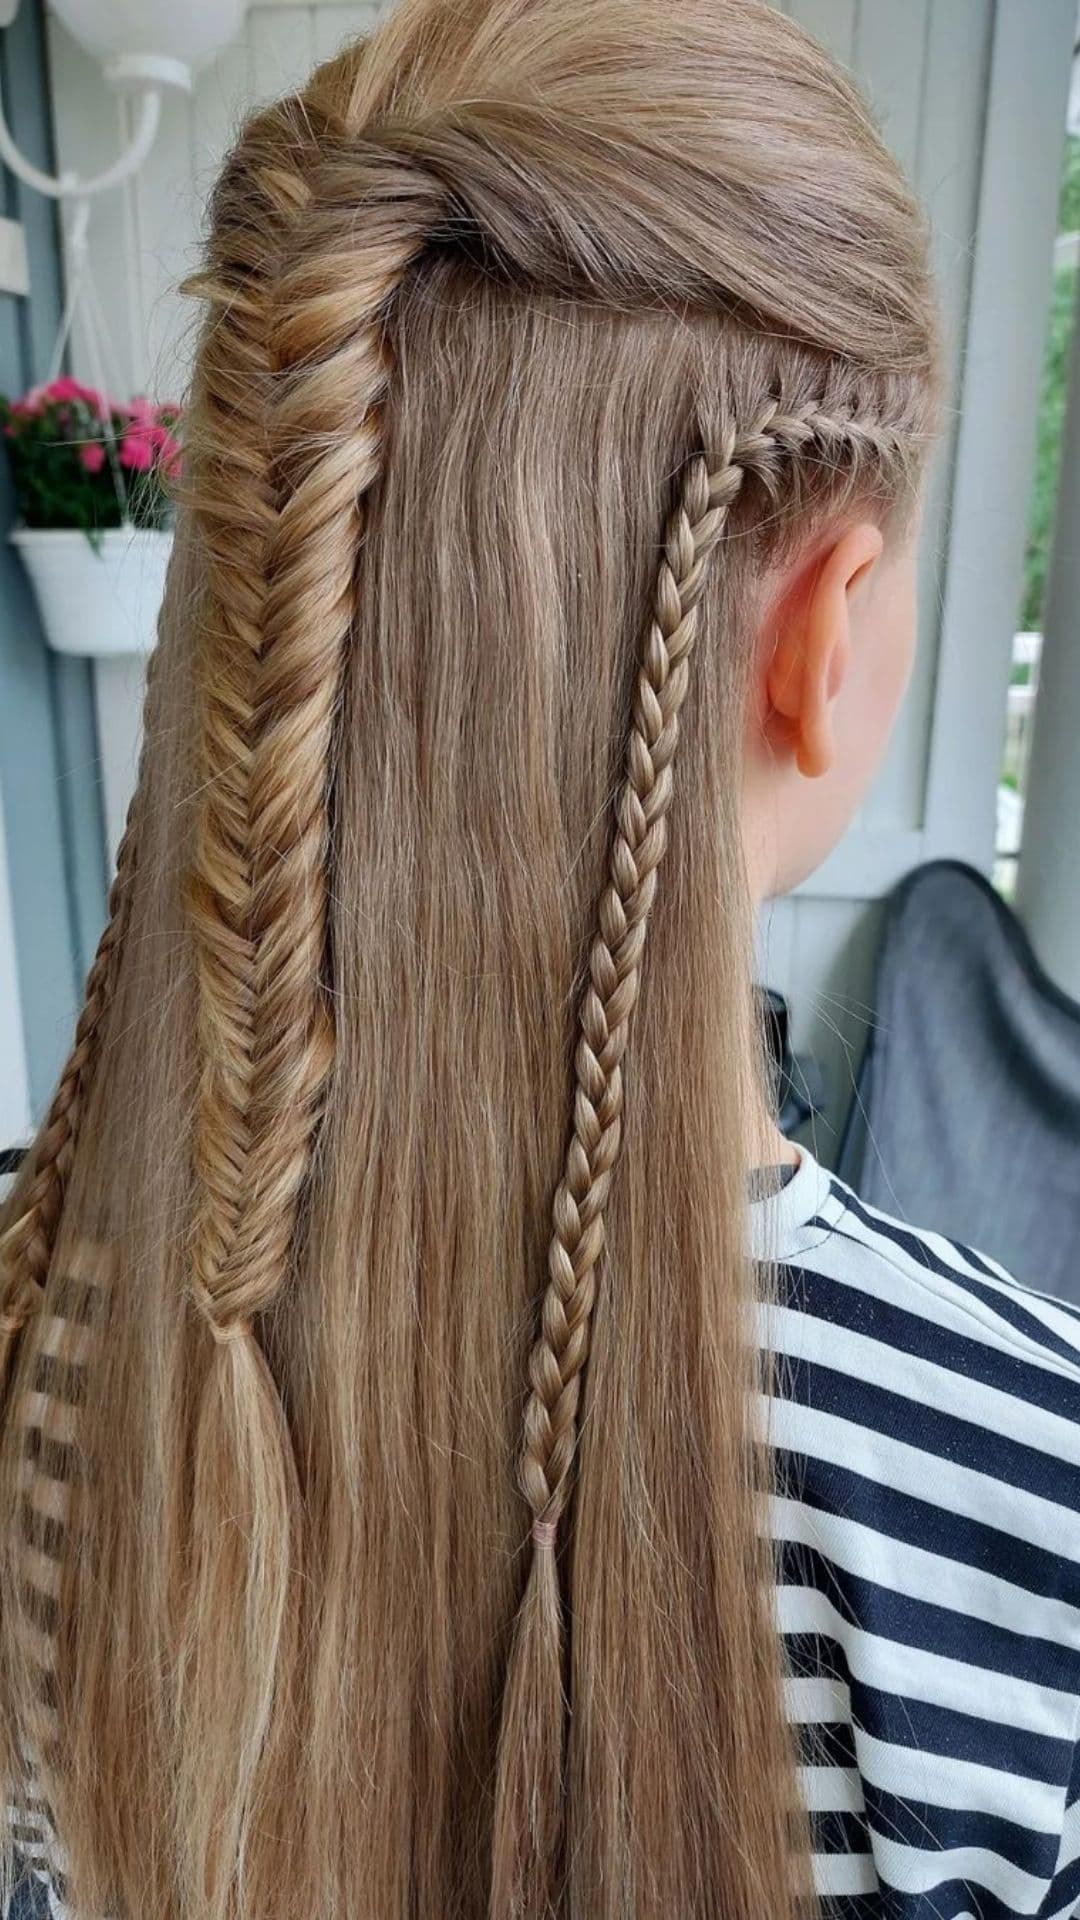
[[753, 1149, 1080, 1920], [10, 1148, 1080, 1918]]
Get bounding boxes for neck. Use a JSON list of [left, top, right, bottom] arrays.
[[752, 1104, 801, 1174]]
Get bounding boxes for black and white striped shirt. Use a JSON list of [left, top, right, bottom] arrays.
[[755, 1149, 1080, 1919], [11, 1148, 1080, 1918]]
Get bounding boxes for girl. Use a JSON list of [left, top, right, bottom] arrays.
[[2, 2, 1079, 1917]]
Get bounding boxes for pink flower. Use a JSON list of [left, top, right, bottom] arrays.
[[22, 375, 111, 416], [79, 441, 107, 473], [119, 427, 155, 472], [120, 419, 182, 476], [126, 394, 180, 430], [48, 377, 97, 404]]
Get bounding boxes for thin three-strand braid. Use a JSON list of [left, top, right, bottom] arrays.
[[491, 442, 739, 1919], [519, 406, 902, 1534], [524, 394, 908, 1533], [520, 450, 737, 1539], [492, 396, 903, 1918]]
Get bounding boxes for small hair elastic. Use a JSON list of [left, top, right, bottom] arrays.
[[532, 1517, 558, 1550], [210, 1316, 253, 1345]]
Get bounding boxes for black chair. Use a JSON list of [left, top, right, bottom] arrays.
[[837, 860, 1080, 1304], [759, 985, 825, 1140]]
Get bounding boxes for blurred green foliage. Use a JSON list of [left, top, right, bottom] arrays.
[[1059, 130, 1080, 231], [1020, 135, 1080, 632]]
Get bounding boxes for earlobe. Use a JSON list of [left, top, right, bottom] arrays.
[[763, 569, 839, 782], [795, 694, 835, 780], [796, 622, 853, 778], [763, 520, 882, 781]]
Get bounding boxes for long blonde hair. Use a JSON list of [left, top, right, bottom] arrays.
[[0, 3, 937, 1915]]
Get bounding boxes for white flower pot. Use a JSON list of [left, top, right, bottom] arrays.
[[11, 525, 173, 658]]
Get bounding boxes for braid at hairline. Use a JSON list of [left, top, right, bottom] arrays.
[[492, 395, 905, 1918], [490, 444, 734, 1920], [519, 395, 905, 1542]]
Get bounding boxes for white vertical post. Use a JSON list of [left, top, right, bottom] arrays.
[[1015, 282, 1080, 1001], [921, 0, 1077, 876], [0, 777, 31, 1153], [93, 654, 147, 869]]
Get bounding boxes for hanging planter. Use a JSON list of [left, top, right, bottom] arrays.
[[10, 523, 173, 657], [0, 376, 181, 659]]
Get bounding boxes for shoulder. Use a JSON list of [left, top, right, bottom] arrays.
[[764, 1160, 1080, 1913], [759, 1150, 1080, 1641], [763, 1154, 1080, 1633], [801, 1166, 1080, 1406]]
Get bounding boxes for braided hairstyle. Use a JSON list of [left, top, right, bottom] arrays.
[[175, 100, 456, 1907], [0, 4, 938, 1917], [0, 669, 159, 1378], [491, 394, 921, 1916]]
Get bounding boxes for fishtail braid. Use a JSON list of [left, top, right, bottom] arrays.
[[176, 118, 447, 1920], [210, 147, 445, 1318], [183, 97, 321, 1343], [173, 95, 336, 1920]]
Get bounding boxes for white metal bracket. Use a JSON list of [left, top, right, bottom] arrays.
[[0, 84, 162, 201], [0, 212, 28, 294]]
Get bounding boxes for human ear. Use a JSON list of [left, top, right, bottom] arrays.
[[765, 521, 885, 778]]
